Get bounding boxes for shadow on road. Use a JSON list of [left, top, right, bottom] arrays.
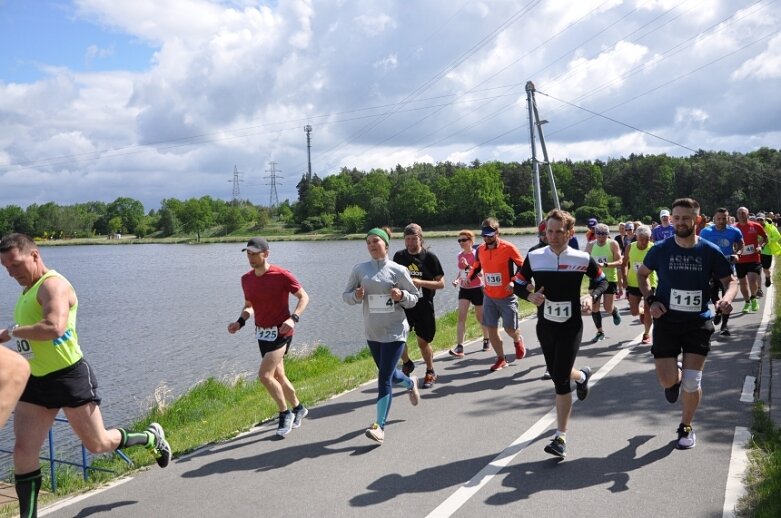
[[72, 500, 137, 517]]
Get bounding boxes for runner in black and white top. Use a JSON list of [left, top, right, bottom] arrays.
[[514, 209, 608, 458]]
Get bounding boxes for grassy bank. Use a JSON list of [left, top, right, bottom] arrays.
[[2, 300, 536, 514], [737, 265, 781, 517]]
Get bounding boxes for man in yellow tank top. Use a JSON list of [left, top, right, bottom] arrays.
[[621, 225, 657, 344], [0, 234, 171, 518], [585, 224, 624, 342]]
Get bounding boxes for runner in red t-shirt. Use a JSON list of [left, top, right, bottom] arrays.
[[227, 237, 310, 437], [734, 207, 767, 313]]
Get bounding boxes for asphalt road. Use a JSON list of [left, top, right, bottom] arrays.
[[42, 289, 771, 518]]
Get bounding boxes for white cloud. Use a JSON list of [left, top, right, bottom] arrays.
[[353, 13, 396, 37], [373, 53, 398, 72], [674, 107, 709, 126], [732, 33, 781, 80]]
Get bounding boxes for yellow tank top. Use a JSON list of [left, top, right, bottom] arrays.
[[627, 242, 657, 288], [590, 241, 618, 282], [13, 270, 83, 376]]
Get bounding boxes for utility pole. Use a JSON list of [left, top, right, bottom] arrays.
[[526, 81, 560, 224], [228, 165, 243, 203], [304, 125, 313, 182], [265, 161, 282, 208]]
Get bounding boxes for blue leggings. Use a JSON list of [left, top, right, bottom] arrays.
[[367, 340, 412, 428]]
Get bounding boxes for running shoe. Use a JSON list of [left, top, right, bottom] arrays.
[[146, 423, 171, 468], [422, 370, 437, 389], [365, 423, 384, 444], [449, 344, 465, 358], [292, 405, 309, 428], [575, 367, 592, 401], [712, 311, 722, 326], [751, 298, 759, 312], [482, 338, 491, 351], [665, 362, 683, 404], [541, 369, 552, 380], [592, 331, 605, 342], [766, 277, 772, 288], [408, 375, 420, 406], [720, 327, 731, 337], [641, 334, 651, 345], [401, 360, 415, 376], [514, 338, 526, 361], [742, 302, 751, 313], [276, 410, 294, 437], [676, 423, 696, 450], [612, 310, 622, 326], [544, 436, 567, 458], [757, 288, 763, 298], [490, 357, 508, 371]]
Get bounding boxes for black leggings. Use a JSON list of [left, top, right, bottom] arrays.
[[537, 320, 583, 395]]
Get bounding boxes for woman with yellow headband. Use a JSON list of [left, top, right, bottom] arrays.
[[343, 227, 422, 445]]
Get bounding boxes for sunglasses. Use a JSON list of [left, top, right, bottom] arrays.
[[457, 238, 470, 243]]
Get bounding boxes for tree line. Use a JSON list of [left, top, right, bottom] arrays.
[[1, 148, 778, 239]]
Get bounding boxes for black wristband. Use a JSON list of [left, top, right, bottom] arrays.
[[237, 316, 246, 328], [290, 314, 300, 323], [645, 294, 657, 306]]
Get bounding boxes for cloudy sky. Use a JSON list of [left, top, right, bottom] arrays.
[[1, 0, 779, 211]]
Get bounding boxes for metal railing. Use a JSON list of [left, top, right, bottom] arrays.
[[0, 414, 134, 493]]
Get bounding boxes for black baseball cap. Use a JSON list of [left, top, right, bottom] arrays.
[[242, 237, 269, 253]]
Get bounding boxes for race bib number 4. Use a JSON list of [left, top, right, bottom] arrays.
[[368, 294, 394, 313], [544, 299, 572, 323], [485, 273, 503, 286], [255, 326, 279, 341], [669, 289, 702, 312]]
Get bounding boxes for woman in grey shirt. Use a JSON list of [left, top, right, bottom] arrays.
[[343, 227, 421, 445]]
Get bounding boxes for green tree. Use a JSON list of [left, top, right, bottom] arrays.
[[179, 197, 214, 242], [389, 176, 437, 226], [339, 205, 367, 233]]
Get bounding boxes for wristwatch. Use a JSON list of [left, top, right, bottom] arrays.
[[290, 314, 300, 323], [8, 324, 18, 338]]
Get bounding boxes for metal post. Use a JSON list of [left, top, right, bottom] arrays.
[[304, 125, 313, 182], [532, 102, 560, 210], [526, 82, 544, 225]]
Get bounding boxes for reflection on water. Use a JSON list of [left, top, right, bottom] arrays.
[[0, 235, 543, 459]]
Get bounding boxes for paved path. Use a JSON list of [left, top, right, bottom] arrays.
[[42, 289, 773, 518]]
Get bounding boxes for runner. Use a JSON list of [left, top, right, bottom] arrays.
[[585, 218, 598, 244], [0, 233, 171, 518], [393, 223, 445, 389], [449, 230, 489, 358], [227, 237, 310, 438], [514, 209, 608, 458], [637, 198, 737, 450], [621, 225, 655, 344], [0, 348, 29, 428], [757, 212, 781, 290], [651, 209, 675, 242], [468, 218, 526, 371], [585, 223, 623, 342], [734, 207, 767, 312], [343, 228, 421, 444], [699, 208, 743, 336]]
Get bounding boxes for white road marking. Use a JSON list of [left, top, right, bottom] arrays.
[[740, 376, 756, 403], [750, 282, 774, 361], [722, 426, 751, 518], [426, 334, 641, 518]]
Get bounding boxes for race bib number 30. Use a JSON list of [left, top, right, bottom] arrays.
[[544, 299, 572, 323], [255, 326, 279, 341], [669, 289, 702, 312], [485, 273, 503, 286], [368, 294, 394, 313]]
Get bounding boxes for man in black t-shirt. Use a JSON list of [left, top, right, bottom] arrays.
[[394, 224, 445, 389]]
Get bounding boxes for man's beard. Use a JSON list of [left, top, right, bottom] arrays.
[[675, 226, 694, 238]]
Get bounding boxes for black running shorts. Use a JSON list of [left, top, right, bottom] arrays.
[[626, 286, 643, 298], [257, 335, 293, 358], [20, 359, 101, 409], [458, 287, 484, 306], [761, 254, 772, 270], [651, 318, 714, 359], [403, 300, 436, 343], [735, 262, 762, 278]]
